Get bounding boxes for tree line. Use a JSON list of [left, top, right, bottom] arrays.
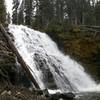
[[0, 0, 100, 32]]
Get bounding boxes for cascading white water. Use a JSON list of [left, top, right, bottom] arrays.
[[8, 24, 100, 93]]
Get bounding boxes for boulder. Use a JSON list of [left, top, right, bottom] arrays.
[[42, 89, 75, 100], [50, 92, 75, 100]]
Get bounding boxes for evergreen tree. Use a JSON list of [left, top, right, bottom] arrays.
[[17, 0, 25, 25], [65, 0, 92, 25], [7, 13, 11, 24], [35, 0, 54, 26], [24, 0, 33, 26], [13, 0, 100, 28], [0, 0, 6, 24], [95, 1, 100, 25], [12, 0, 19, 24]]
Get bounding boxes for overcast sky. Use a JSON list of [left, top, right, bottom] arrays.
[[5, 0, 13, 16]]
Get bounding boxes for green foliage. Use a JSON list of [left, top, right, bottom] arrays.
[[95, 1, 100, 25], [45, 18, 64, 33], [12, 0, 100, 28], [24, 0, 33, 26], [0, 0, 6, 24], [32, 18, 43, 30], [12, 0, 19, 24], [0, 53, 16, 80], [69, 26, 81, 33], [18, 9, 24, 25], [7, 13, 11, 24]]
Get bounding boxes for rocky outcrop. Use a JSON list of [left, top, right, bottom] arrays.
[[0, 87, 48, 100], [0, 24, 40, 89], [0, 27, 17, 83], [49, 92, 75, 100]]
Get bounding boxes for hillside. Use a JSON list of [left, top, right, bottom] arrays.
[[0, 26, 49, 100], [46, 26, 100, 81]]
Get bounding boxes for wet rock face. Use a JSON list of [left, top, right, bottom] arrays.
[[50, 93, 75, 100], [0, 30, 32, 87], [34, 53, 57, 89], [0, 30, 17, 83]]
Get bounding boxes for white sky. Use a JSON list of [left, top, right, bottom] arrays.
[[5, 0, 13, 16], [5, 0, 23, 16]]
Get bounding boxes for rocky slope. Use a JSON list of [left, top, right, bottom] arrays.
[[0, 27, 49, 100]]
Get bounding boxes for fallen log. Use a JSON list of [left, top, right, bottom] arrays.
[[0, 24, 40, 89]]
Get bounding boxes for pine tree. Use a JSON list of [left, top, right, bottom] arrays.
[[17, 0, 25, 25], [7, 13, 11, 24], [13, 0, 100, 28], [18, 9, 24, 25], [0, 0, 6, 24], [24, 0, 33, 26], [12, 0, 19, 24], [95, 1, 100, 25], [34, 0, 54, 28]]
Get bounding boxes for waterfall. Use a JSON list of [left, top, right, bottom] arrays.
[[8, 24, 100, 93]]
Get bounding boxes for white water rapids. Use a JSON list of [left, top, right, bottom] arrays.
[[9, 25, 100, 93]]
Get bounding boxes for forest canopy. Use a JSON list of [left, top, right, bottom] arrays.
[[12, 0, 100, 31]]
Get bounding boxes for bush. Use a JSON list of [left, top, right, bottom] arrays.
[[45, 18, 64, 33], [69, 26, 81, 33]]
